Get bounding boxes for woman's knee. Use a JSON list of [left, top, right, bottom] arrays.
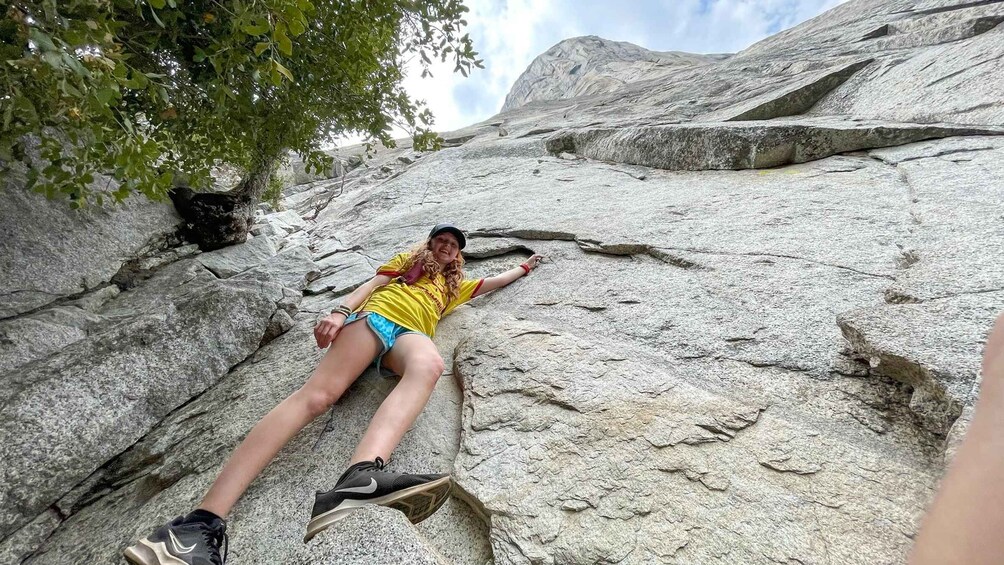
[[409, 352, 445, 384], [294, 385, 344, 417]]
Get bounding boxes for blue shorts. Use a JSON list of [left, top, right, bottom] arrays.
[[344, 311, 423, 375]]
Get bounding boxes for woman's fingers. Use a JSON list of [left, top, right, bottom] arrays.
[[314, 315, 346, 349], [324, 325, 340, 348], [315, 319, 334, 348], [313, 321, 324, 347]]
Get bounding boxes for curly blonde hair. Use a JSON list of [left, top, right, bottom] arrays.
[[399, 239, 465, 304]]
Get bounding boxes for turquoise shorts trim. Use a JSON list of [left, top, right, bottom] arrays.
[[344, 311, 423, 375]]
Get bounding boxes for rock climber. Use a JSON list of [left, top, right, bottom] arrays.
[[124, 223, 544, 565]]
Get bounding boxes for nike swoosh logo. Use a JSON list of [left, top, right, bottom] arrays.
[[333, 478, 378, 494], [169, 530, 196, 554]]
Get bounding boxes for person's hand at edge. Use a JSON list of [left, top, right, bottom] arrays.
[[314, 312, 347, 348]]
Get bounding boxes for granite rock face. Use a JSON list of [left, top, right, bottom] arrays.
[[0, 180, 181, 318], [454, 320, 931, 564], [0, 260, 284, 539], [502, 35, 726, 112], [5, 1, 1004, 564]]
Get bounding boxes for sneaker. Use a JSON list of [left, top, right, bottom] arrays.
[[304, 457, 452, 541], [123, 514, 228, 565]]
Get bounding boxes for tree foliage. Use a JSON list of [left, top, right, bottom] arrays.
[[1, 0, 483, 207]]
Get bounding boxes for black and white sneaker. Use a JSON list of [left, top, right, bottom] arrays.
[[123, 514, 228, 565], [304, 457, 452, 541]]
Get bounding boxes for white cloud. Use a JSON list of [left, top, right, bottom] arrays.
[[341, 0, 849, 147], [401, 0, 562, 134]]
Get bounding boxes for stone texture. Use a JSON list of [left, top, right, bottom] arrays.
[[838, 294, 1000, 434], [454, 318, 936, 565], [867, 136, 1004, 303], [234, 244, 321, 291], [0, 309, 91, 373], [502, 36, 726, 112], [703, 59, 873, 121], [0, 260, 283, 539], [197, 234, 278, 278], [0, 183, 180, 318], [306, 251, 376, 296], [264, 209, 308, 235], [282, 150, 364, 187], [302, 506, 449, 565], [545, 119, 1004, 171]]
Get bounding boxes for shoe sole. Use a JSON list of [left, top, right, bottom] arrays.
[[303, 475, 452, 542], [123, 539, 187, 565]]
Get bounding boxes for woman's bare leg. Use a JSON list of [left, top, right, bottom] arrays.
[[349, 333, 444, 464], [198, 321, 382, 517], [910, 312, 1004, 564]]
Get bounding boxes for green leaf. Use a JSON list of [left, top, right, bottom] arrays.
[[148, 0, 166, 9], [95, 88, 117, 104], [2, 100, 14, 129], [274, 61, 293, 82], [149, 6, 165, 27], [63, 81, 83, 97], [275, 27, 292, 56], [253, 42, 269, 56], [242, 22, 270, 36], [42, 51, 63, 69], [29, 28, 57, 51]]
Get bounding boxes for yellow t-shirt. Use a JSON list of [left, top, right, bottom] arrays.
[[358, 253, 484, 337]]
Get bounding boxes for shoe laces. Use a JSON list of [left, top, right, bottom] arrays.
[[196, 521, 229, 565], [372, 456, 386, 470]]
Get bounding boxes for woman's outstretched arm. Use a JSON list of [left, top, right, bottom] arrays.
[[473, 254, 544, 298], [910, 312, 1004, 564]]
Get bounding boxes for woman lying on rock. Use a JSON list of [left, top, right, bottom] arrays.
[[124, 224, 544, 565]]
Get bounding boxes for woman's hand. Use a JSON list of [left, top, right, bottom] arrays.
[[314, 313, 346, 349], [524, 254, 544, 271]]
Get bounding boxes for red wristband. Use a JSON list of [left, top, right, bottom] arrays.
[[520, 263, 530, 275]]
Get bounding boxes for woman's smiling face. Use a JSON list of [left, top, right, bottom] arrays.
[[430, 233, 460, 265]]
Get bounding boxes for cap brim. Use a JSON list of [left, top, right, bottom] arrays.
[[430, 227, 466, 249]]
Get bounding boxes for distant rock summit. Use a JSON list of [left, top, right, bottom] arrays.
[[3, 1, 1004, 564], [502, 35, 728, 111]]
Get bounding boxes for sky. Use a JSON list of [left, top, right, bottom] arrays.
[[350, 0, 849, 145]]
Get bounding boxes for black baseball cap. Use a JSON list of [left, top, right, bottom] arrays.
[[428, 223, 466, 249]]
